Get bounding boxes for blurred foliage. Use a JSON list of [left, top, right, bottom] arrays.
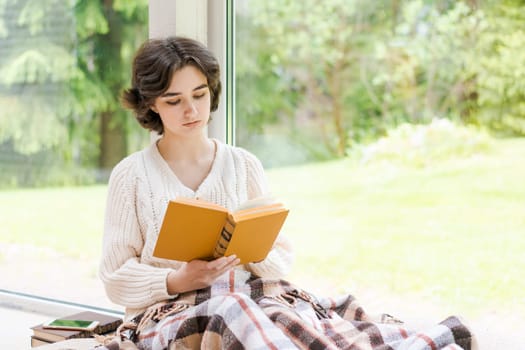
[[0, 0, 77, 155], [372, 1, 482, 125], [473, 0, 525, 135], [237, 0, 392, 158], [349, 118, 493, 167], [0, 0, 148, 187], [236, 0, 525, 165], [1, 0, 525, 186]]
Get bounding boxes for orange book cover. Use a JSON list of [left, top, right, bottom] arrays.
[[153, 197, 289, 264]]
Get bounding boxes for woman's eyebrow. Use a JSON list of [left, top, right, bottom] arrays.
[[161, 84, 209, 97]]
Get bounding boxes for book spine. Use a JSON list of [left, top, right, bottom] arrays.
[[213, 215, 235, 258]]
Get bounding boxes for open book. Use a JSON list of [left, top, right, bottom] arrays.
[[153, 196, 289, 264]]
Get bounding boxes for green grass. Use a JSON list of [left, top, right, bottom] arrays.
[[267, 138, 525, 315], [0, 186, 107, 258], [1, 138, 524, 316]]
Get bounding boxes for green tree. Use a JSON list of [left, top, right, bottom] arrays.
[[244, 0, 392, 157], [0, 0, 148, 186], [237, 0, 525, 165], [371, 1, 483, 125], [76, 0, 148, 170], [0, 0, 78, 155], [473, 0, 525, 135]]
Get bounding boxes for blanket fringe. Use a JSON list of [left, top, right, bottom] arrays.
[[136, 302, 191, 334], [275, 289, 330, 319]]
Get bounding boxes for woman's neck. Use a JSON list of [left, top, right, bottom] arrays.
[[156, 134, 218, 192], [156, 134, 214, 164]]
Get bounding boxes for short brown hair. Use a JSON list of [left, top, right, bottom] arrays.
[[122, 36, 221, 134]]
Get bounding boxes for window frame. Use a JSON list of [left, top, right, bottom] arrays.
[[2, 0, 234, 315]]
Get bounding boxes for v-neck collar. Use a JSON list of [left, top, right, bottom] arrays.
[[151, 138, 222, 196]]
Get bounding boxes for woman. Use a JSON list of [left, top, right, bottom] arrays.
[[96, 36, 475, 350]]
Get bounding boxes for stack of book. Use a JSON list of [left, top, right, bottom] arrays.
[[30, 310, 123, 347]]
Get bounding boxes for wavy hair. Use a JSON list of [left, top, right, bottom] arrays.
[[122, 37, 221, 134]]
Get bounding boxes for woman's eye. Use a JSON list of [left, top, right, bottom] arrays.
[[194, 93, 205, 99], [166, 100, 180, 106]]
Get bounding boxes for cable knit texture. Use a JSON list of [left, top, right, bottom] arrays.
[[99, 139, 294, 320]]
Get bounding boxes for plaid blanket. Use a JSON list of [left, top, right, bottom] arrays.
[[93, 270, 474, 350]]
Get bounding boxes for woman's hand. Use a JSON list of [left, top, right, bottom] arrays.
[[167, 255, 240, 294]]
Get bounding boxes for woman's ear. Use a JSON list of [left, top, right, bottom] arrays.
[[150, 105, 158, 114]]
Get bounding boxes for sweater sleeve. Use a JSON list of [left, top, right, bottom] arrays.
[[98, 158, 175, 309], [241, 149, 294, 278], [243, 149, 270, 200]]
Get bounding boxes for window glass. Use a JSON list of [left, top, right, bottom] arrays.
[[235, 0, 525, 345], [0, 0, 148, 310]]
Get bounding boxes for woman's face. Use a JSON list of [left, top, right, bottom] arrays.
[[151, 65, 211, 138]]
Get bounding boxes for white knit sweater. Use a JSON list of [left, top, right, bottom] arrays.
[[99, 140, 293, 319]]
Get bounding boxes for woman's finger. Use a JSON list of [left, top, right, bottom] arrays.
[[207, 255, 237, 270]]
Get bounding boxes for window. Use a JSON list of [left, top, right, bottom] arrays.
[[2, 1, 523, 348], [0, 0, 150, 313], [234, 2, 525, 348]]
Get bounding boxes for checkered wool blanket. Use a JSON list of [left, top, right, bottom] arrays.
[[94, 270, 474, 350]]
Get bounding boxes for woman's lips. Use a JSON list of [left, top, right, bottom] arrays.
[[183, 120, 201, 127]]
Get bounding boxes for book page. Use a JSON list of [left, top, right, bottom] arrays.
[[175, 197, 228, 212], [233, 202, 285, 220], [234, 195, 277, 211]]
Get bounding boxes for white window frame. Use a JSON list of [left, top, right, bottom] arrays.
[[1, 0, 235, 316], [149, 0, 235, 145]]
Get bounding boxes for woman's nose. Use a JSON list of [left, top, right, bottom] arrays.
[[185, 100, 198, 116]]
